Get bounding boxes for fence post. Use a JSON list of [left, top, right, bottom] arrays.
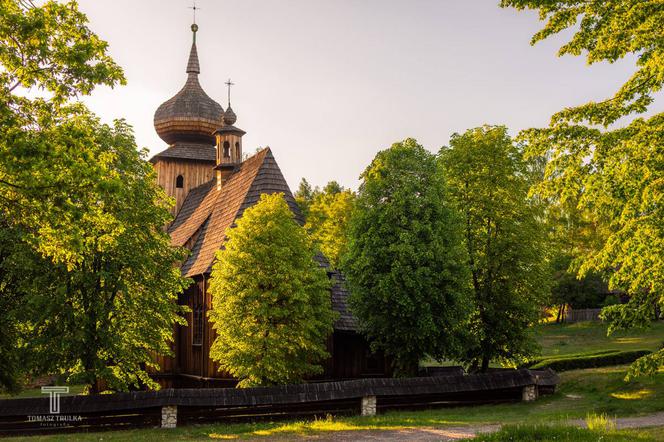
[[161, 405, 177, 428], [522, 385, 538, 402], [361, 395, 376, 416]]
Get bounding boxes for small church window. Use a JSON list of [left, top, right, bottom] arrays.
[[223, 141, 230, 158], [176, 175, 184, 189], [235, 142, 240, 159]]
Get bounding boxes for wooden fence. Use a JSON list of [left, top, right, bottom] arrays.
[[0, 369, 558, 436], [565, 308, 603, 323]]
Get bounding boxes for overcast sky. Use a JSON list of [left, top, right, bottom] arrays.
[[76, 0, 642, 191]]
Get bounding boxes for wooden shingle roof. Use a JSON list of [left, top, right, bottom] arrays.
[[169, 148, 302, 276], [149, 142, 217, 163], [168, 148, 357, 332], [153, 41, 223, 145]]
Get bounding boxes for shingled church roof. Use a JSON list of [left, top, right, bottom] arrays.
[[168, 148, 357, 331], [169, 148, 303, 275]]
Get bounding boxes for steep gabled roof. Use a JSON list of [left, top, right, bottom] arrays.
[[169, 148, 302, 277], [168, 147, 356, 332]]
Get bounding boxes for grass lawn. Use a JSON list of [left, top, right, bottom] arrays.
[[535, 321, 664, 359], [470, 424, 664, 442], [421, 320, 664, 368], [11, 364, 664, 441]]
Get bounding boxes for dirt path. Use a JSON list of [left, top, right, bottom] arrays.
[[257, 425, 500, 441], [247, 412, 664, 441], [571, 411, 664, 429]]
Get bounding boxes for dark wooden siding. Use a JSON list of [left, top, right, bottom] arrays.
[[155, 278, 390, 387]]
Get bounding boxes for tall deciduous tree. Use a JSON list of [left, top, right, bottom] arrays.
[[501, 0, 664, 377], [208, 193, 334, 387], [440, 126, 549, 371], [294, 178, 317, 219], [0, 0, 188, 392], [343, 138, 471, 377], [305, 189, 355, 269]]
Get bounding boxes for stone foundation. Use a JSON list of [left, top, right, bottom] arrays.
[[522, 385, 538, 402], [361, 395, 377, 416], [161, 404, 177, 428]]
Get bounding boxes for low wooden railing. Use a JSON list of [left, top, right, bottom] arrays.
[[0, 369, 558, 436]]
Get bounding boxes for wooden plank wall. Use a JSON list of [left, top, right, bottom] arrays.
[[154, 159, 215, 215]]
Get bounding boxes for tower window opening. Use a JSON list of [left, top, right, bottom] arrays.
[[176, 174, 184, 188], [223, 141, 230, 158], [235, 142, 240, 159]]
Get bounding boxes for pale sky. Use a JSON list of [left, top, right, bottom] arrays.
[[76, 0, 643, 191]]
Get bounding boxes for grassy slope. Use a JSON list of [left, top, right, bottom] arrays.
[[536, 321, 664, 359]]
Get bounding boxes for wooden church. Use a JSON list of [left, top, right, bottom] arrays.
[[149, 24, 390, 387]]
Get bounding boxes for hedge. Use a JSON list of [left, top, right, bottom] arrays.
[[529, 349, 651, 371], [522, 349, 618, 369]]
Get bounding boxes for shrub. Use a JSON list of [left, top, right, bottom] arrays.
[[585, 413, 616, 432], [523, 349, 617, 368], [529, 350, 651, 371]]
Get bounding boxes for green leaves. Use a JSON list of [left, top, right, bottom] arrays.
[[0, 0, 125, 101], [501, 0, 664, 127], [208, 193, 335, 387], [502, 0, 664, 377], [305, 189, 355, 270], [343, 138, 471, 376], [0, 0, 187, 392], [440, 126, 549, 370]]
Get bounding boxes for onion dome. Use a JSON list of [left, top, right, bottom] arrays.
[[222, 105, 237, 126], [153, 25, 223, 145]]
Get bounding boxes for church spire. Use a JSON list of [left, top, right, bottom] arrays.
[[153, 22, 223, 146], [186, 24, 200, 74]]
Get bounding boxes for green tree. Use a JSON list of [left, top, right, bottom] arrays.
[[440, 126, 550, 371], [305, 189, 355, 269], [501, 0, 664, 377], [208, 193, 334, 387], [294, 178, 317, 218], [322, 180, 343, 195], [0, 0, 188, 392], [343, 138, 471, 377]]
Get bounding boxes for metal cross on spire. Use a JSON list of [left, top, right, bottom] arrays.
[[225, 78, 235, 105], [188, 0, 200, 25]]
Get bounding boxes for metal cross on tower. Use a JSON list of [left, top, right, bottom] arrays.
[[225, 78, 235, 105], [188, 0, 201, 25]]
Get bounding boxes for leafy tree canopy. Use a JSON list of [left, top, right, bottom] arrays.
[[0, 0, 188, 392], [305, 189, 355, 270], [209, 193, 335, 388], [343, 138, 471, 376], [501, 0, 664, 377], [441, 126, 550, 371]]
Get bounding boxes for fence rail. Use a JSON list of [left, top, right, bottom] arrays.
[[566, 308, 603, 323], [0, 369, 558, 436]]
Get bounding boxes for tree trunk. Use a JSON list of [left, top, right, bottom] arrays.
[[480, 355, 490, 373]]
